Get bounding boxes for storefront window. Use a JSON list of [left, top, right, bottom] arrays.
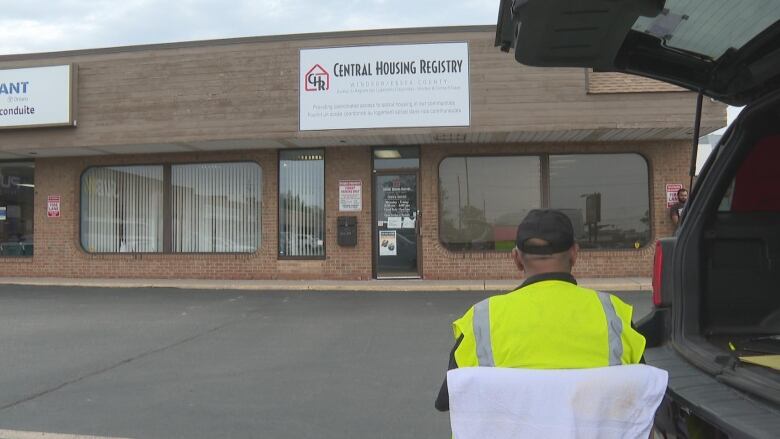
[[279, 150, 325, 258], [81, 166, 164, 253], [549, 154, 650, 249], [82, 163, 263, 254], [172, 162, 261, 253], [438, 153, 651, 252], [0, 162, 35, 257], [439, 156, 541, 251]]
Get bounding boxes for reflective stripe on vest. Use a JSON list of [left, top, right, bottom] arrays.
[[473, 299, 495, 366], [471, 291, 625, 366], [596, 291, 624, 365]]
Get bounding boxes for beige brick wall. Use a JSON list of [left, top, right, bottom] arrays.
[[0, 140, 688, 280], [1, 147, 374, 280], [588, 70, 685, 94], [0, 27, 725, 154], [0, 26, 714, 281]]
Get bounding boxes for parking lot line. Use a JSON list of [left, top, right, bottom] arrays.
[[0, 430, 133, 439]]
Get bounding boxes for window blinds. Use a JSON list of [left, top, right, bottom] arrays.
[[172, 162, 261, 253], [279, 150, 325, 257], [80, 166, 164, 253]]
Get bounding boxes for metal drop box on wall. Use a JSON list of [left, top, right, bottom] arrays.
[[337, 216, 357, 246]]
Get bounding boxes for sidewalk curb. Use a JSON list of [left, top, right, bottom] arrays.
[[0, 277, 651, 292]]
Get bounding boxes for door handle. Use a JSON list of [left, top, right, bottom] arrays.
[[416, 210, 422, 237]]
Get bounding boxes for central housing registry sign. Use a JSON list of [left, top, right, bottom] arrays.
[[300, 42, 470, 131]]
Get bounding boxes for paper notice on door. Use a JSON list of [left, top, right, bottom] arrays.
[[402, 217, 415, 229], [379, 230, 397, 256], [387, 217, 402, 229]]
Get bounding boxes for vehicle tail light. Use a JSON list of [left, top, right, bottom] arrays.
[[652, 240, 663, 306]]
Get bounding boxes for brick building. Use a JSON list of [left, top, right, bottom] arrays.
[[0, 26, 725, 280]]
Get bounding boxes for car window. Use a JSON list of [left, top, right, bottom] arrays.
[[719, 135, 780, 212], [632, 0, 780, 60]]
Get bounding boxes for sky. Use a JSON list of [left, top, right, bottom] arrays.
[[1, 0, 499, 55]]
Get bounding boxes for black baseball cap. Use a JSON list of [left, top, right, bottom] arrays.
[[516, 209, 575, 255]]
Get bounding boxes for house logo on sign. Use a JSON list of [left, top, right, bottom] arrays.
[[304, 64, 329, 91]]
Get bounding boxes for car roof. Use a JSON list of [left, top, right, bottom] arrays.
[[496, 0, 780, 106]]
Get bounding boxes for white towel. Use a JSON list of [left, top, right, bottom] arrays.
[[448, 365, 668, 439]]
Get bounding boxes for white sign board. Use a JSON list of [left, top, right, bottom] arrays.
[[379, 230, 397, 256], [300, 43, 470, 131], [339, 179, 362, 212], [0, 65, 75, 129], [666, 183, 683, 208], [47, 195, 61, 218], [387, 217, 402, 229]]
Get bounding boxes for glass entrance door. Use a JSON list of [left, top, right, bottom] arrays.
[[374, 173, 419, 278]]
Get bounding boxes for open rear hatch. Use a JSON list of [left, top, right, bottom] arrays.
[[496, 0, 780, 106]]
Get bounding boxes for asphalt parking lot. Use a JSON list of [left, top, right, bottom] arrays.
[[0, 285, 651, 439]]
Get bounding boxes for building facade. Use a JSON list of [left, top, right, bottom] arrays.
[[0, 26, 725, 280]]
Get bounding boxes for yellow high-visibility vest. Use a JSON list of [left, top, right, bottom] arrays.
[[453, 280, 646, 369]]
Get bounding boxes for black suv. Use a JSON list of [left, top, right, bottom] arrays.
[[496, 1, 780, 437]]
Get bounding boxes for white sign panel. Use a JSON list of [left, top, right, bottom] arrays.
[[666, 183, 683, 208], [47, 195, 61, 218], [379, 231, 397, 256], [387, 217, 402, 229], [300, 43, 470, 130], [0, 65, 74, 129], [339, 179, 362, 212]]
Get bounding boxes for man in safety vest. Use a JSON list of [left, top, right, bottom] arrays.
[[435, 209, 646, 411]]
